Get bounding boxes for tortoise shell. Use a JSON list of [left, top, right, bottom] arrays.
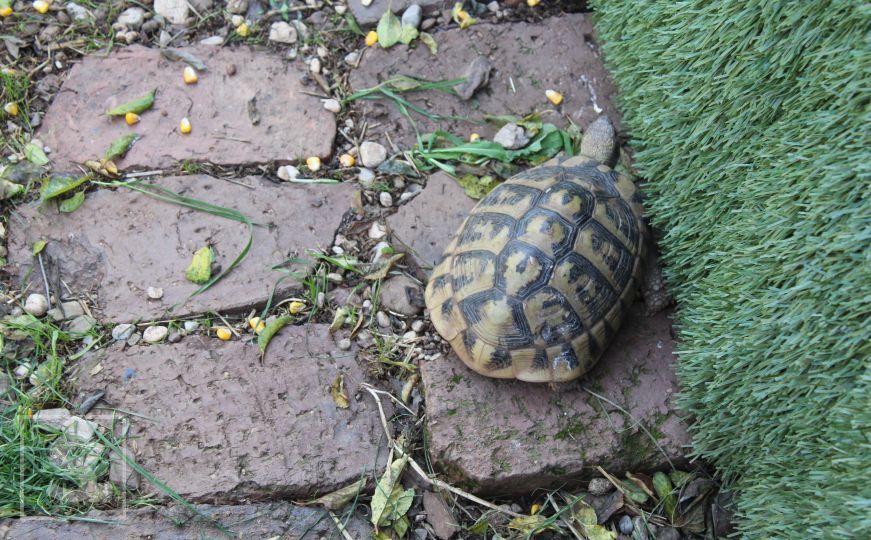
[[424, 155, 646, 383]]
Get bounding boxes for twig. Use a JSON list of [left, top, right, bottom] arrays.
[[122, 169, 165, 179], [363, 386, 522, 518], [547, 493, 583, 540], [328, 511, 355, 540], [36, 252, 52, 310]]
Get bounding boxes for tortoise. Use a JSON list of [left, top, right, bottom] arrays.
[[424, 117, 647, 383]]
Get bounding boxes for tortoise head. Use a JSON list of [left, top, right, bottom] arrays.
[[579, 116, 616, 165]]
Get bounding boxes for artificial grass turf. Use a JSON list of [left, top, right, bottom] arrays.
[[590, 0, 869, 537]]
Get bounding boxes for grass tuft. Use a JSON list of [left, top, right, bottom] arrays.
[[591, 1, 869, 537]]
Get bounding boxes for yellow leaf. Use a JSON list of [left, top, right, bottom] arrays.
[[331, 373, 349, 409]]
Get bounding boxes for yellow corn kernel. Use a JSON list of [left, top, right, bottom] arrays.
[[306, 156, 321, 172], [289, 301, 305, 315], [545, 89, 564, 106], [125, 112, 140, 125], [254, 320, 266, 333], [527, 0, 541, 6], [530, 503, 541, 514], [183, 66, 198, 84], [248, 317, 262, 330], [0, 6, 12, 17], [339, 153, 356, 168], [3, 102, 19, 116], [469, 133, 481, 142], [365, 31, 378, 47], [180, 117, 192, 134], [236, 22, 250, 37], [33, 1, 49, 14], [216, 327, 232, 340]]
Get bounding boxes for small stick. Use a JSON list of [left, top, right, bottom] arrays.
[[328, 511, 355, 540], [363, 386, 522, 518], [37, 252, 52, 310], [548, 493, 583, 540]]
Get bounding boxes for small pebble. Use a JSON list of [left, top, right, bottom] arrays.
[[316, 45, 328, 58], [268, 21, 297, 44], [487, 1, 500, 12], [588, 477, 613, 495], [376, 311, 391, 328], [143, 326, 168, 343], [402, 4, 422, 29], [379, 192, 393, 207], [127, 333, 141, 346], [24, 294, 49, 317], [357, 167, 376, 187], [421, 18, 436, 31], [361, 0, 373, 6], [338, 338, 352, 350], [359, 141, 387, 168], [13, 365, 31, 379], [334, 4, 347, 15], [277, 165, 300, 181], [344, 51, 360, 65], [183, 320, 199, 333], [371, 241, 392, 263], [201, 35, 225, 46], [168, 332, 182, 344], [146, 286, 163, 300], [411, 320, 424, 332], [368, 221, 387, 240], [402, 331, 417, 340], [309, 58, 321, 74], [322, 99, 341, 113], [111, 323, 135, 341], [317, 292, 325, 309], [231, 14, 245, 27], [618, 515, 634, 535], [326, 272, 344, 284], [494, 122, 530, 149]]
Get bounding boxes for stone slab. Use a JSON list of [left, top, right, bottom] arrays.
[[348, 0, 447, 27], [38, 45, 335, 171], [9, 175, 356, 323], [421, 304, 691, 495], [349, 15, 621, 150], [71, 325, 389, 502], [388, 172, 476, 272], [0, 502, 372, 539]]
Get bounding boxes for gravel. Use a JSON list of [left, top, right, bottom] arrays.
[[112, 323, 136, 341], [143, 326, 169, 343], [359, 141, 387, 168]]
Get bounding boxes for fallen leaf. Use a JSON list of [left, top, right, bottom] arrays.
[[371, 455, 409, 527], [507, 514, 552, 534], [40, 175, 87, 201], [185, 246, 214, 284], [329, 307, 348, 333], [456, 174, 499, 199], [104, 133, 139, 161], [106, 88, 156, 116], [258, 316, 292, 359], [399, 24, 419, 45], [419, 32, 438, 55], [0, 179, 24, 200], [364, 253, 404, 281], [160, 49, 208, 71], [331, 373, 349, 409], [32, 240, 46, 255], [58, 191, 86, 213], [376, 10, 402, 48], [570, 501, 617, 540], [308, 478, 365, 510], [653, 471, 677, 520], [24, 144, 49, 166]]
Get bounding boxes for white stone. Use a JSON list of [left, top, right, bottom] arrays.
[[154, 0, 189, 25], [411, 320, 425, 332], [357, 167, 376, 187], [487, 1, 500, 12], [379, 192, 393, 207], [360, 141, 387, 168], [33, 408, 72, 431], [402, 5, 422, 29], [361, 0, 373, 6], [277, 165, 300, 181], [227, 0, 248, 14], [146, 286, 164, 300], [200, 35, 224, 46], [62, 416, 98, 442], [183, 320, 200, 333], [376, 311, 391, 328], [13, 365, 31, 379], [338, 338, 352, 350], [368, 221, 387, 240], [65, 2, 92, 21], [494, 123, 530, 150], [24, 294, 49, 317], [230, 14, 245, 27], [334, 4, 347, 15], [143, 325, 169, 343], [111, 323, 136, 341], [116, 7, 145, 29], [322, 99, 341, 113], [344, 51, 361, 66], [290, 20, 309, 40], [371, 241, 392, 263], [402, 331, 417, 340], [269, 21, 298, 44], [309, 58, 321, 74]]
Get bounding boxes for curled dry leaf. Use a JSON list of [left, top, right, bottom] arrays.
[[330, 373, 349, 409]]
